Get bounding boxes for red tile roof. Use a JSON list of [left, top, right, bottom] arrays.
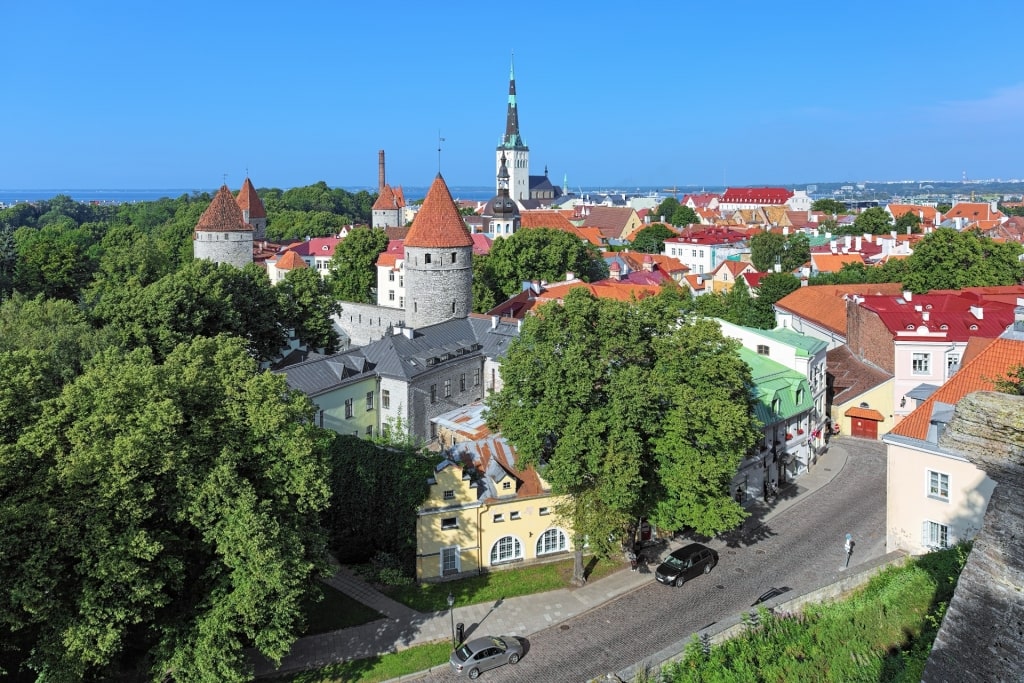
[[275, 250, 307, 270], [195, 185, 252, 233], [775, 283, 907, 336], [811, 253, 866, 272], [372, 184, 400, 211], [857, 290, 1019, 341], [665, 226, 748, 246], [889, 337, 1024, 440], [236, 177, 266, 219], [721, 187, 793, 205], [520, 210, 578, 230], [403, 174, 473, 248]]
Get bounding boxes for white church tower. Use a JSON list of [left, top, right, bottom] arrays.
[[496, 54, 529, 203]]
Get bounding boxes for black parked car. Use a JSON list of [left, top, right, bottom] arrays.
[[654, 543, 717, 587]]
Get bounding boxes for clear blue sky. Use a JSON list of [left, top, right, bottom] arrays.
[[4, 1, 1023, 191]]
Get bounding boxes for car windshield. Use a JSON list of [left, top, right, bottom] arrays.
[[454, 644, 473, 662], [663, 554, 686, 569]]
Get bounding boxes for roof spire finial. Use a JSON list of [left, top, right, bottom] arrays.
[[437, 130, 446, 173], [222, 173, 228, 187]]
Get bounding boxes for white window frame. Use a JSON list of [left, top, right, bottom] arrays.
[[441, 546, 460, 576], [927, 470, 950, 501], [922, 520, 950, 549], [441, 517, 458, 530], [490, 535, 523, 564], [912, 352, 931, 375], [536, 528, 568, 556]]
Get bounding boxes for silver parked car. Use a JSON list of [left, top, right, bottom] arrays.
[[449, 635, 524, 678]]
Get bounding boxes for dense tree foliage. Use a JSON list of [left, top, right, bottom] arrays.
[[326, 226, 389, 304], [322, 435, 432, 566], [810, 198, 846, 214], [472, 228, 608, 311], [749, 232, 810, 273], [630, 223, 676, 254], [900, 228, 1024, 292], [852, 207, 893, 235], [486, 289, 759, 583], [276, 267, 343, 353], [653, 198, 700, 227], [0, 336, 331, 682], [894, 211, 922, 234]]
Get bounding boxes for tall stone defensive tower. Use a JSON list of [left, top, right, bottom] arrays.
[[496, 54, 529, 203], [403, 174, 474, 329], [193, 185, 253, 269]]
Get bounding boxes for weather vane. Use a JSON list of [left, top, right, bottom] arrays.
[[438, 131, 445, 173]]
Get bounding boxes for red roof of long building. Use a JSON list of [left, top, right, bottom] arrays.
[[857, 288, 1024, 341], [403, 174, 473, 248], [721, 187, 793, 205]]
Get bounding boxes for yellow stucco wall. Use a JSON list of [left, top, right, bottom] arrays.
[[416, 462, 572, 581], [832, 378, 895, 439]]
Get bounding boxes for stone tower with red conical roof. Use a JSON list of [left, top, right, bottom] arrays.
[[372, 150, 406, 228], [403, 174, 474, 329], [236, 177, 267, 239], [193, 185, 253, 269]]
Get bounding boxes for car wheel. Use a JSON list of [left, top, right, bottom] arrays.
[[674, 576, 684, 587], [508, 652, 520, 665], [468, 668, 480, 679], [703, 562, 712, 575]]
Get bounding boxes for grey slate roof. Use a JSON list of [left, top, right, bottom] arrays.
[[279, 350, 375, 397]]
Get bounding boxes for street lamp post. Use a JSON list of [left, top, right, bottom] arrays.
[[447, 591, 456, 647]]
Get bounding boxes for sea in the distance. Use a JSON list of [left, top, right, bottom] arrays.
[[0, 185, 681, 207]]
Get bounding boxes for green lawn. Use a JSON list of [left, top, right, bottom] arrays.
[[380, 553, 622, 613], [270, 642, 451, 683]]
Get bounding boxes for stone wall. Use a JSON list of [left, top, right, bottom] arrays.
[[845, 299, 895, 373], [923, 391, 1024, 683]]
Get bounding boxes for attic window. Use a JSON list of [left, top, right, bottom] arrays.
[[906, 324, 915, 330], [502, 481, 512, 491], [940, 324, 948, 330], [925, 304, 933, 310], [443, 490, 455, 500], [970, 324, 978, 330]]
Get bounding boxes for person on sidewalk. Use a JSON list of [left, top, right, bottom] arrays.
[[626, 547, 638, 572]]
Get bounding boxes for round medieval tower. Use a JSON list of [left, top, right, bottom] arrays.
[[192, 185, 253, 269], [403, 174, 473, 329]]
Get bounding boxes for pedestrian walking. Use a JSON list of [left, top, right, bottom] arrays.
[[626, 547, 638, 572]]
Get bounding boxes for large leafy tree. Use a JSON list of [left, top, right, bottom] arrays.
[[276, 267, 343, 353], [811, 198, 846, 214], [749, 232, 810, 273], [486, 290, 758, 583], [671, 205, 701, 227], [12, 222, 99, 299], [322, 434, 432, 566], [327, 226, 390, 303], [901, 228, 1024, 293], [0, 335, 331, 682], [92, 259, 288, 362], [630, 223, 675, 254], [894, 211, 921, 234], [852, 206, 892, 235], [479, 228, 608, 303]]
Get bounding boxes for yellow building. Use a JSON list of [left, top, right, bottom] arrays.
[[416, 405, 572, 582]]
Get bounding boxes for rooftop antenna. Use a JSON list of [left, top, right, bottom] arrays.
[[437, 131, 445, 173]]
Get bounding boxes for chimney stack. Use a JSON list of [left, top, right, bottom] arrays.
[[378, 150, 386, 193]]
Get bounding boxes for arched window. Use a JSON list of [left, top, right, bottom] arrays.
[[490, 535, 522, 564], [536, 528, 568, 556]]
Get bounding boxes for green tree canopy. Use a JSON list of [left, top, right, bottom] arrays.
[[672, 205, 701, 227], [894, 211, 922, 235], [654, 197, 681, 223], [327, 227, 390, 304], [901, 228, 1024, 293], [852, 206, 892, 235], [811, 198, 846, 214], [0, 336, 331, 682], [276, 267, 343, 353], [486, 289, 758, 582], [630, 223, 676, 254], [749, 232, 810, 273], [475, 228, 608, 305]]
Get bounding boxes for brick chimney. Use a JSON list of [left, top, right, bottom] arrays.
[[378, 150, 385, 193]]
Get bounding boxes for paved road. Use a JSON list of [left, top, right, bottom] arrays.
[[416, 439, 887, 682]]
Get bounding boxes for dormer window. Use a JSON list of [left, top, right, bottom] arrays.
[[969, 324, 978, 330]]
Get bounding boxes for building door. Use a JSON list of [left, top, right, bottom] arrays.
[[850, 417, 878, 439]]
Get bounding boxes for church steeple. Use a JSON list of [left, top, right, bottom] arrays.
[[496, 53, 530, 202], [503, 55, 525, 148]]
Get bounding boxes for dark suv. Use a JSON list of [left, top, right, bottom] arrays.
[[654, 543, 717, 587]]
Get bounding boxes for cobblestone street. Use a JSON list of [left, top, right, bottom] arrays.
[[413, 438, 887, 682]]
